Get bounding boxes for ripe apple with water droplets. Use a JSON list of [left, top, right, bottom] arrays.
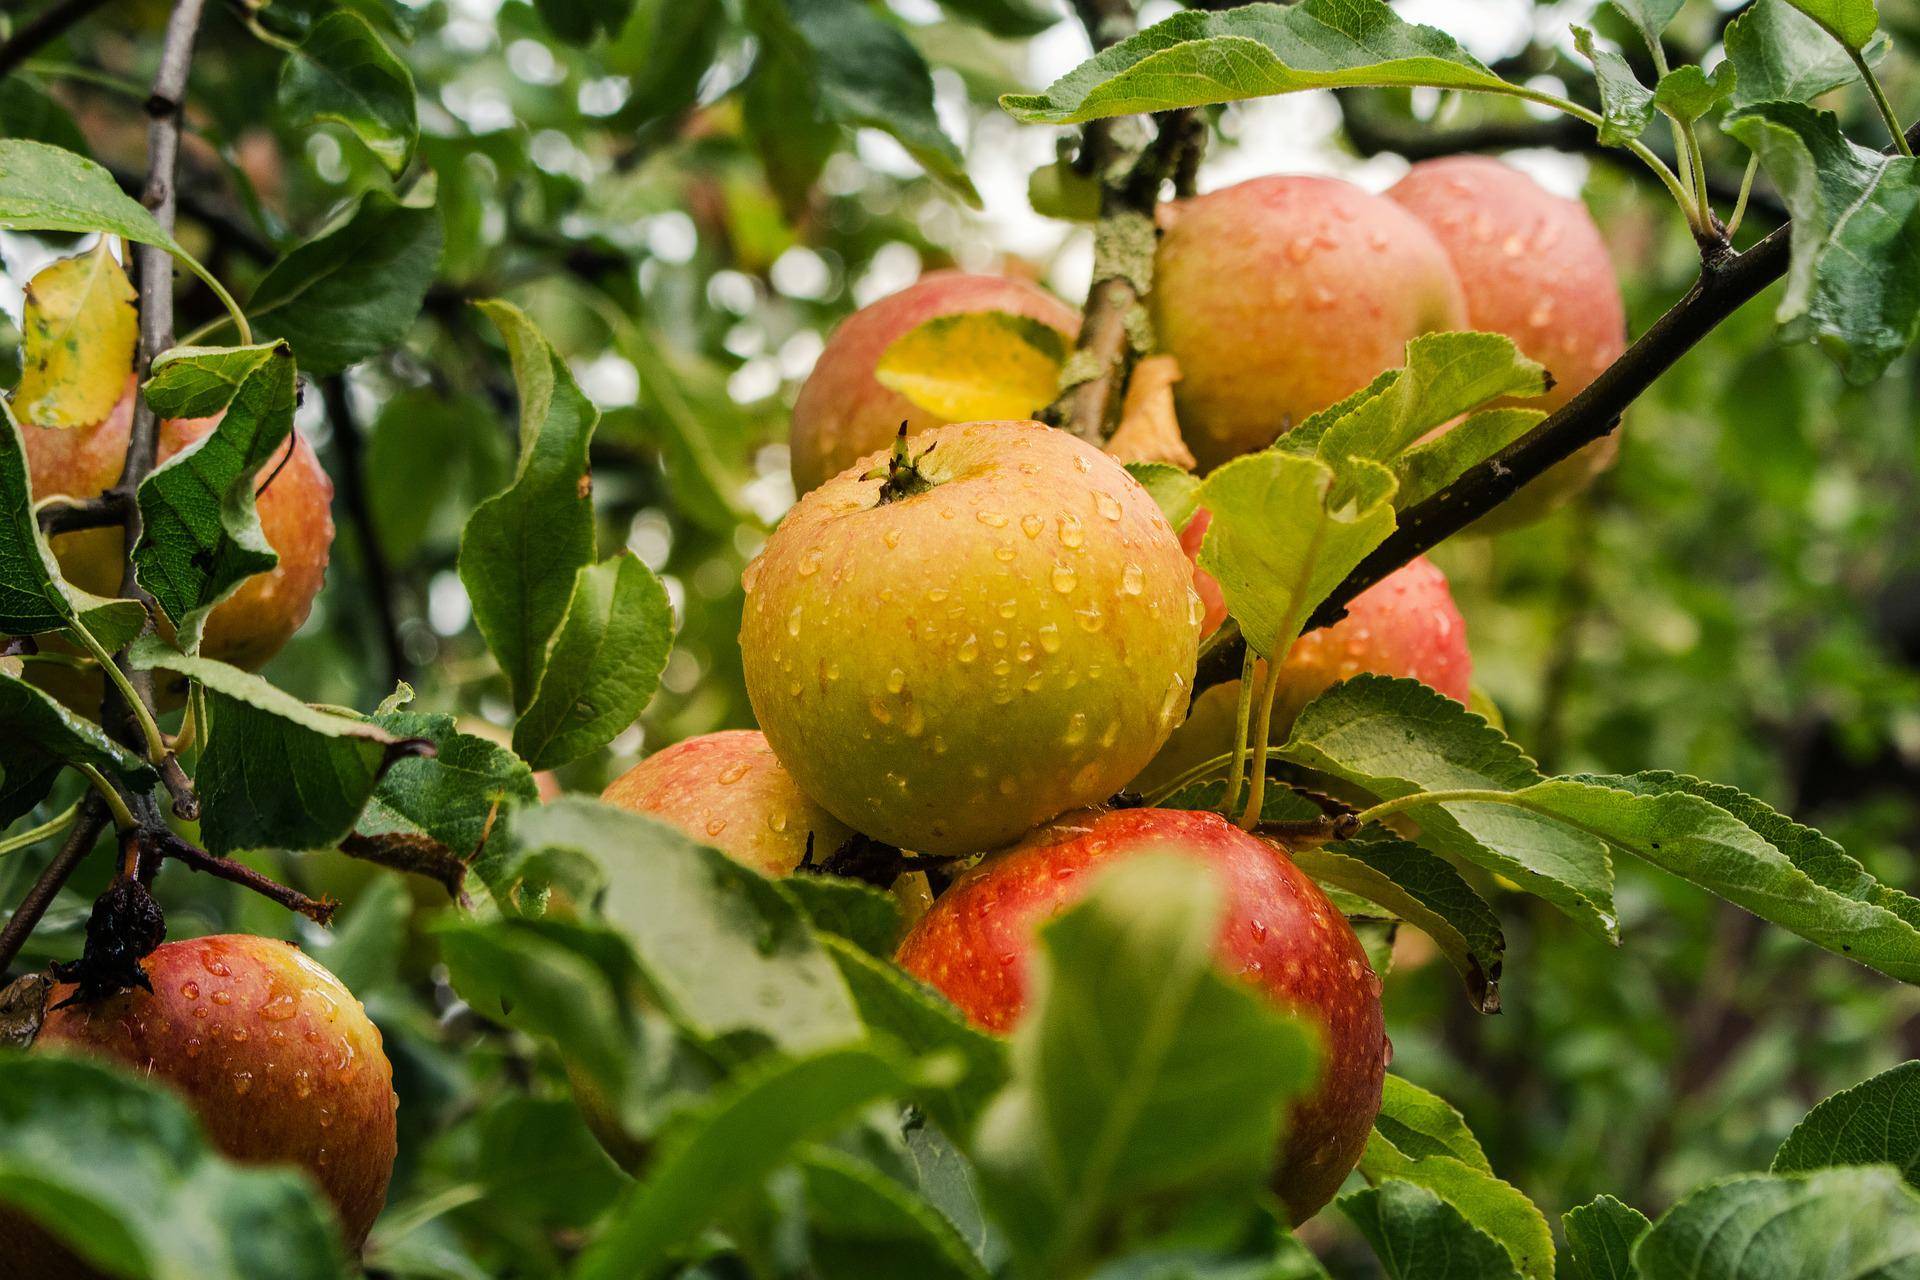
[[895, 805, 1388, 1223], [741, 420, 1202, 856], [16, 934, 396, 1267], [602, 729, 857, 876]]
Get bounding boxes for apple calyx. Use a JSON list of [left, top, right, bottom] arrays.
[[49, 879, 165, 1008], [868, 423, 937, 504]]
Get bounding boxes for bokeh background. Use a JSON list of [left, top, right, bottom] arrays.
[[4, 0, 1919, 1271]]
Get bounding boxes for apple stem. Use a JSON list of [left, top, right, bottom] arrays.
[[873, 424, 935, 504]]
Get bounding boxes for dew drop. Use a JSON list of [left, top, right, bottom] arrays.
[[1075, 605, 1105, 633], [718, 762, 751, 785], [767, 812, 788, 833], [1062, 712, 1089, 746], [211, 990, 232, 1006], [1121, 563, 1144, 595], [786, 605, 803, 638], [180, 982, 200, 1000], [994, 545, 1016, 563], [1094, 492, 1122, 522], [294, 1070, 314, 1100], [957, 635, 979, 664], [886, 668, 906, 694], [705, 817, 729, 836], [797, 548, 822, 576], [868, 698, 894, 725], [1020, 514, 1044, 539], [232, 1071, 254, 1097], [927, 587, 949, 603], [1058, 516, 1084, 549], [977, 510, 1008, 528], [1051, 564, 1077, 593], [883, 529, 902, 549]]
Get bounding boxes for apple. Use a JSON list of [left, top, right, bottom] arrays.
[[601, 728, 857, 876], [25, 934, 396, 1256], [1387, 156, 1628, 528], [23, 380, 335, 675], [1153, 176, 1468, 471], [789, 271, 1080, 494], [741, 420, 1202, 856], [895, 805, 1388, 1223], [1136, 554, 1471, 795]]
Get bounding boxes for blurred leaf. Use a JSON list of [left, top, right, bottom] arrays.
[[535, 0, 633, 44], [574, 1044, 926, 1280], [1726, 0, 1885, 109], [933, 0, 1058, 39], [1605, 0, 1685, 52], [875, 310, 1067, 422], [364, 388, 510, 561], [128, 636, 411, 854], [618, 334, 762, 535], [1653, 63, 1736, 124], [799, 1145, 993, 1280], [361, 702, 539, 858], [1125, 461, 1202, 531], [1001, 0, 1516, 125], [1359, 1131, 1554, 1278], [1723, 101, 1920, 384], [783, 875, 906, 957], [131, 342, 293, 648], [510, 797, 864, 1055], [1027, 157, 1102, 222], [1562, 1196, 1649, 1280], [1279, 676, 1619, 939], [972, 857, 1321, 1275], [1292, 838, 1503, 1011], [13, 240, 136, 430], [474, 1096, 627, 1226], [306, 873, 410, 994], [1340, 1179, 1522, 1280], [0, 670, 155, 823], [746, 0, 980, 207], [820, 933, 1010, 1138], [1574, 26, 1655, 146], [1633, 1166, 1920, 1278], [608, 0, 724, 132], [278, 11, 419, 175], [1373, 1077, 1492, 1173], [513, 552, 674, 770], [0, 79, 89, 153], [742, 50, 839, 222], [247, 183, 443, 375], [1782, 0, 1880, 50], [459, 300, 599, 711], [1085, 1226, 1334, 1279], [1772, 1059, 1920, 1186]]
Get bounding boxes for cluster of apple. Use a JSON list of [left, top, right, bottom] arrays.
[[605, 156, 1624, 1220]]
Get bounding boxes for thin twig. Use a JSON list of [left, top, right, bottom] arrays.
[[320, 376, 410, 689], [0, 798, 110, 976], [36, 491, 127, 535], [148, 827, 337, 925], [0, 0, 115, 80], [1194, 113, 1920, 698]]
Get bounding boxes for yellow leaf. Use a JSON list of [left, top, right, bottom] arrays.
[[874, 310, 1067, 423], [14, 240, 138, 429]]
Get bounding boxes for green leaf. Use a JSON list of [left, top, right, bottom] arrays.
[[1372, 1077, 1491, 1173], [933, 0, 1057, 39], [1726, 0, 1886, 109], [1773, 1060, 1920, 1187], [1001, 0, 1515, 126], [573, 1044, 926, 1280], [508, 797, 865, 1055], [1340, 1179, 1522, 1280], [359, 703, 540, 858], [1654, 62, 1737, 124], [0, 1055, 350, 1280], [1574, 26, 1656, 145], [782, 875, 906, 958], [1195, 450, 1396, 659], [0, 671, 156, 824], [609, 0, 726, 131], [874, 310, 1068, 422], [459, 300, 600, 711], [127, 636, 413, 854], [1633, 1166, 1920, 1278], [536, 0, 634, 43], [247, 183, 443, 375], [1563, 1196, 1651, 1280], [512, 552, 674, 770], [1359, 1132, 1553, 1278], [1606, 0, 1685, 51], [364, 387, 512, 561], [1393, 408, 1541, 511], [1723, 101, 1920, 384], [472, 1096, 627, 1228], [971, 857, 1322, 1274], [0, 79, 90, 154], [1782, 0, 1880, 51], [0, 141, 226, 305], [746, 0, 979, 206], [1279, 677, 1618, 940], [799, 1146, 994, 1280], [131, 342, 296, 648], [1126, 461, 1203, 532], [278, 11, 419, 175], [1290, 838, 1503, 1012], [0, 398, 144, 648], [819, 933, 1010, 1138], [306, 874, 410, 995]]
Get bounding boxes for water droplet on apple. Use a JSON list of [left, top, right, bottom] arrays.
[[1094, 492, 1122, 521], [180, 981, 199, 1000], [886, 668, 906, 694], [786, 605, 803, 637], [232, 1071, 253, 1096], [1038, 623, 1062, 654], [957, 635, 979, 663], [1021, 514, 1044, 539], [1121, 563, 1144, 595], [1051, 565, 1077, 593], [718, 762, 751, 785]]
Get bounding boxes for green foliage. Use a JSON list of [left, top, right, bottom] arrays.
[[1561, 1196, 1650, 1280], [1726, 0, 1883, 109], [0, 672, 154, 822], [1634, 1166, 1920, 1277], [1772, 1059, 1920, 1185], [1339, 1180, 1521, 1280], [277, 11, 419, 174]]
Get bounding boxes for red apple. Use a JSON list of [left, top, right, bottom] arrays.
[[1387, 157, 1628, 528], [896, 806, 1388, 1222], [742, 420, 1201, 856], [27, 934, 396, 1254], [789, 271, 1080, 494], [1153, 176, 1467, 470], [601, 729, 857, 876]]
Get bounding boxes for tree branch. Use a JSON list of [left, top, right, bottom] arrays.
[[148, 826, 336, 925], [0, 0, 115, 80], [0, 797, 110, 977]]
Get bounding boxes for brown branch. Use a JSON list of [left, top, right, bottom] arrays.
[[0, 0, 115, 79], [0, 797, 110, 976], [36, 490, 128, 535], [149, 827, 336, 925]]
